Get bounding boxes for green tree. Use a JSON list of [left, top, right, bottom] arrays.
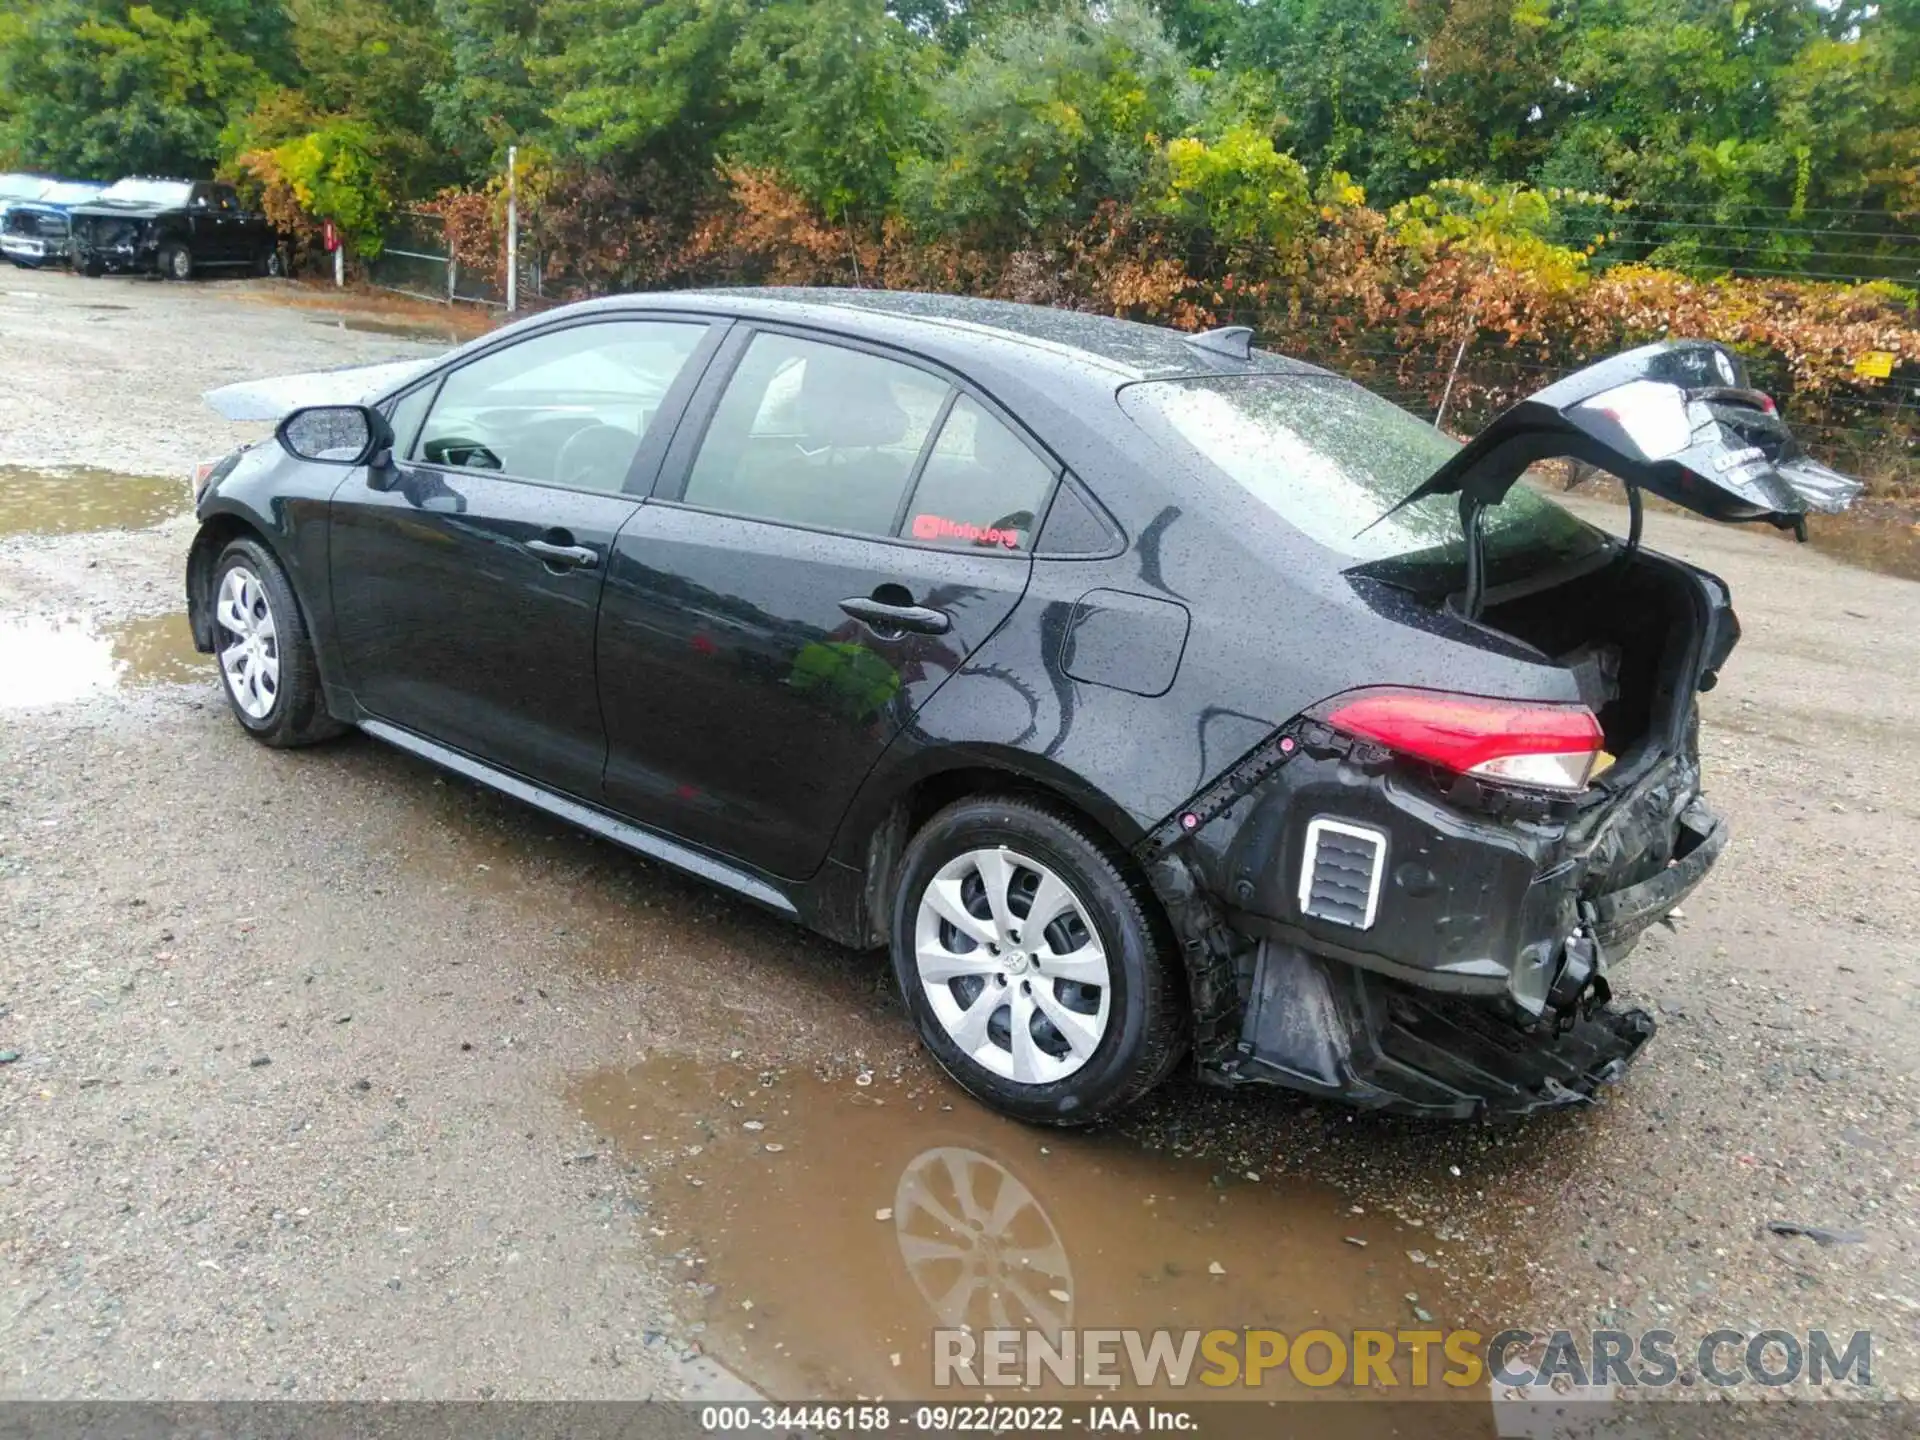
[[280, 0, 455, 192], [729, 0, 933, 218], [427, 0, 553, 168], [0, 2, 269, 177], [1214, 0, 1424, 189], [898, 0, 1201, 240], [1153, 123, 1312, 249], [536, 0, 751, 176]]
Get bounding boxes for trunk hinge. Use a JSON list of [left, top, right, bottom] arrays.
[[1459, 492, 1488, 620]]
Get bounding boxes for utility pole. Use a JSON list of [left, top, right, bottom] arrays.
[[505, 145, 518, 315]]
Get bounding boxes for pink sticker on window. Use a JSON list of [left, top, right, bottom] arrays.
[[912, 514, 1021, 549]]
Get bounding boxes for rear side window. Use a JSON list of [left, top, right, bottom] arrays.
[[415, 320, 706, 493], [681, 333, 948, 536], [904, 395, 1055, 552]]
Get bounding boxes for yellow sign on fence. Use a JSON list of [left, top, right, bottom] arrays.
[[1854, 350, 1895, 379]]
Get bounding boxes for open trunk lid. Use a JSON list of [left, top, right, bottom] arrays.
[[1380, 339, 1862, 531]]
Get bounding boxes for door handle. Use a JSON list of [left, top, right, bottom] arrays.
[[524, 539, 600, 570], [839, 595, 951, 637]]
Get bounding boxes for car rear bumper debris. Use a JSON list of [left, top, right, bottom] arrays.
[[1141, 716, 1724, 1116], [1220, 939, 1655, 1118]]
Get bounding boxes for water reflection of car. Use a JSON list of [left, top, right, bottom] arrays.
[[186, 290, 1861, 1128], [3, 181, 107, 268], [69, 177, 279, 279]]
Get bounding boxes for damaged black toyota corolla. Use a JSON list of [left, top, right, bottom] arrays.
[[184, 290, 1859, 1125]]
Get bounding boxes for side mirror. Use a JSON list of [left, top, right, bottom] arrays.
[[275, 404, 394, 467]]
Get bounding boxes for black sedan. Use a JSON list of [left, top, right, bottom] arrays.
[[185, 290, 1857, 1124]]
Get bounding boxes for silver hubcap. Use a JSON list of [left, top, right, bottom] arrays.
[[215, 566, 279, 719], [171, 251, 189, 278], [914, 847, 1112, 1085]]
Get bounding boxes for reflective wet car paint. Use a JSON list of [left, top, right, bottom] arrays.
[[188, 290, 1822, 1117]]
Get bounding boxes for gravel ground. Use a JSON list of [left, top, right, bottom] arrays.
[[1, 270, 1916, 1407]]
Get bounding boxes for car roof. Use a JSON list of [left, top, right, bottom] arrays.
[[555, 286, 1331, 387]]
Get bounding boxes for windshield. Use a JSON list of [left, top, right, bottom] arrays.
[[39, 183, 102, 206], [0, 174, 49, 201], [1117, 373, 1603, 579], [96, 179, 192, 206]]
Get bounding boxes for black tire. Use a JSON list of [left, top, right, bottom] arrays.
[[79, 256, 104, 277], [252, 244, 284, 278], [209, 538, 345, 748], [159, 242, 193, 280], [890, 796, 1188, 1127]]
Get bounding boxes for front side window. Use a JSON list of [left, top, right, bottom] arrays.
[[681, 333, 948, 536], [905, 395, 1055, 551], [384, 382, 436, 460], [414, 320, 707, 493]]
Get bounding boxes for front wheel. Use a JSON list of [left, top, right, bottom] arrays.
[[159, 243, 193, 281], [890, 796, 1188, 1126], [210, 538, 344, 747]]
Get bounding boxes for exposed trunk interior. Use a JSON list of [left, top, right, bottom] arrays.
[[1478, 549, 1707, 764]]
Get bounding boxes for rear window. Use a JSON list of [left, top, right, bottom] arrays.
[[1117, 374, 1601, 577]]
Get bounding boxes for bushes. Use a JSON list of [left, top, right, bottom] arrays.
[[232, 117, 391, 260]]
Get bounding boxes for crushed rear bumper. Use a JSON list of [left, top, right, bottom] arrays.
[[1221, 940, 1656, 1118], [1141, 719, 1724, 1118]]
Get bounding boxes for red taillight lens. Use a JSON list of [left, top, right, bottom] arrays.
[[1323, 689, 1604, 793]]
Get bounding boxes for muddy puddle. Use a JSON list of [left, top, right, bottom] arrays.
[[312, 315, 460, 345], [0, 464, 187, 538], [573, 1056, 1496, 1425], [0, 611, 204, 707]]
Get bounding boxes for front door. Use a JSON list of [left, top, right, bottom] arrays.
[[597, 327, 1062, 880], [329, 315, 720, 795]]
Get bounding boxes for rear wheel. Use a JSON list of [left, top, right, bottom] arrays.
[[210, 538, 344, 748], [252, 244, 283, 278], [890, 796, 1188, 1126], [159, 243, 193, 281]]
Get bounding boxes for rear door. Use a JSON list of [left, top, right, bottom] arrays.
[[596, 325, 1060, 880], [208, 184, 249, 262], [184, 185, 227, 261], [329, 315, 723, 796]]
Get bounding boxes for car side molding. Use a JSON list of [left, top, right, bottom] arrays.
[[358, 719, 798, 916]]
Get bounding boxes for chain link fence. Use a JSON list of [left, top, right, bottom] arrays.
[[365, 211, 510, 308]]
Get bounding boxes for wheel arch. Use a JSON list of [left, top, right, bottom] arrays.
[[187, 508, 348, 720], [186, 511, 274, 652], [822, 746, 1166, 953]]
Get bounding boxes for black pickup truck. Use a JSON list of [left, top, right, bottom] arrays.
[[70, 177, 281, 279]]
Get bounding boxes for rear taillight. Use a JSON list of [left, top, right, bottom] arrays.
[[1321, 689, 1604, 793]]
